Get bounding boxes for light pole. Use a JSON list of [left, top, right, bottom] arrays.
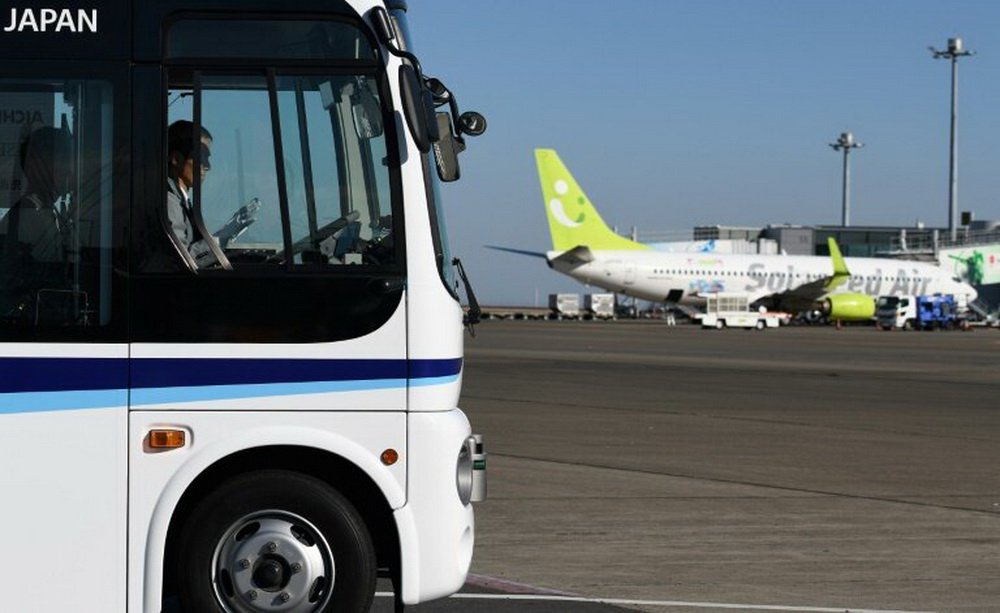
[[829, 132, 863, 227], [931, 37, 974, 242]]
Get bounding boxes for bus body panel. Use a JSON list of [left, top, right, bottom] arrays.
[[129, 296, 408, 412], [396, 408, 475, 604], [0, 346, 128, 613], [128, 410, 407, 613], [389, 73, 465, 412]]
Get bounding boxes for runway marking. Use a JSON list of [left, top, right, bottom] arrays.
[[465, 572, 576, 595], [374, 592, 936, 612]]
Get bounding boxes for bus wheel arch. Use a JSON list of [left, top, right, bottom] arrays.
[[161, 446, 400, 610]]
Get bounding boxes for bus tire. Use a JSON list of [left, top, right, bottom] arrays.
[[176, 469, 376, 613]]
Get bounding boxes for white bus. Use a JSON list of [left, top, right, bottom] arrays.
[[0, 1, 486, 612]]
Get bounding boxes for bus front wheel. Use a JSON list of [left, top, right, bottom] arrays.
[[176, 469, 376, 613]]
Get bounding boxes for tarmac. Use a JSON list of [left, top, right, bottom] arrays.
[[382, 320, 1000, 612]]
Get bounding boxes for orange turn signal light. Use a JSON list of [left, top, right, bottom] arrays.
[[380, 448, 399, 466], [148, 429, 186, 449]]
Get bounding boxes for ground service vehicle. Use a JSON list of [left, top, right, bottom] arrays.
[[700, 293, 780, 330], [877, 294, 962, 330], [0, 1, 487, 612], [877, 296, 917, 329], [583, 293, 615, 320], [548, 293, 580, 319]]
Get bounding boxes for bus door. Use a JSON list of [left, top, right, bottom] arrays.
[[0, 63, 129, 613]]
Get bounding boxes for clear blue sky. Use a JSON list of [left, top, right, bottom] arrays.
[[407, 1, 1000, 305]]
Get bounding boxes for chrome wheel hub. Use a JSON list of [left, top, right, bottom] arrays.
[[212, 511, 335, 613]]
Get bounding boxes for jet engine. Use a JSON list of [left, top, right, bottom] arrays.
[[818, 293, 876, 321]]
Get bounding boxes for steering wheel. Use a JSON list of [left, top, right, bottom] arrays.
[[264, 212, 358, 265]]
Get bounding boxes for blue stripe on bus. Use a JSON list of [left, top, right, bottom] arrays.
[[0, 358, 463, 403], [0, 389, 129, 414], [131, 358, 407, 389], [409, 374, 463, 388], [0, 357, 128, 394], [131, 378, 413, 405]]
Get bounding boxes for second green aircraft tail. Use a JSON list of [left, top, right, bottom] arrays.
[[535, 149, 649, 253]]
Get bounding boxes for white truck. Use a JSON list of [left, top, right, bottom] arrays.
[[584, 293, 616, 320], [700, 293, 781, 330], [877, 296, 917, 330]]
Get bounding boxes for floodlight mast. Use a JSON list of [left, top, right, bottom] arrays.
[[829, 131, 863, 227], [931, 37, 974, 242]]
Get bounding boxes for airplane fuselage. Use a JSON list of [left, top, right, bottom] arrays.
[[548, 249, 977, 306]]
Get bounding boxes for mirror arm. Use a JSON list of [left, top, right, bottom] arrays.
[[453, 257, 481, 334], [370, 7, 424, 73], [445, 96, 466, 147], [422, 77, 467, 145]]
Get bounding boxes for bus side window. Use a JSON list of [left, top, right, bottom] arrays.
[[128, 18, 404, 343], [0, 78, 118, 335], [165, 74, 281, 268], [158, 70, 395, 270]]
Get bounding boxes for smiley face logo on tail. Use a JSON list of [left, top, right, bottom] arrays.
[[548, 179, 586, 228], [536, 148, 647, 252]]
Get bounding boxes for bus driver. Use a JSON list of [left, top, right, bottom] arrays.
[[166, 120, 218, 267]]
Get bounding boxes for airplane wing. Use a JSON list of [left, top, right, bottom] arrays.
[[765, 238, 850, 309], [485, 245, 547, 259], [485, 243, 594, 267]]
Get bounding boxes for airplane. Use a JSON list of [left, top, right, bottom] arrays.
[[492, 149, 978, 321]]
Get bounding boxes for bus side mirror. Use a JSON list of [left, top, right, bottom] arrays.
[[399, 64, 438, 153], [459, 111, 487, 137], [433, 112, 463, 182]]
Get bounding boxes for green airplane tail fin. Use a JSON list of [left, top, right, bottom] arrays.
[[535, 149, 648, 252], [827, 237, 849, 276], [824, 237, 851, 291]]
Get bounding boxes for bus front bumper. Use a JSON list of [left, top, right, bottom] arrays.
[[394, 408, 485, 604]]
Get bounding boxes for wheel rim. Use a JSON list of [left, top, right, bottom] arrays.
[[212, 510, 335, 613]]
